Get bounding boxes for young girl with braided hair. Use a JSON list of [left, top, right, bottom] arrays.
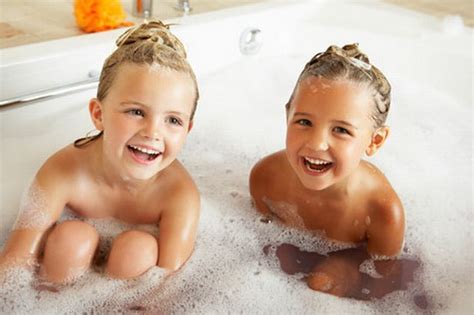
[[0, 20, 200, 283], [250, 43, 405, 297]]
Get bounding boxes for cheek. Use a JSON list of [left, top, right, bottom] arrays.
[[286, 129, 302, 152], [103, 118, 136, 153], [105, 114, 130, 135], [165, 129, 188, 151], [106, 123, 127, 144], [335, 140, 365, 166]]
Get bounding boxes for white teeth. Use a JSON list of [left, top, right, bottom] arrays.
[[304, 157, 331, 165], [129, 145, 160, 155]]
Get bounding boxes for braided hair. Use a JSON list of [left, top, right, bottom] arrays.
[[286, 43, 391, 128], [75, 20, 198, 147]]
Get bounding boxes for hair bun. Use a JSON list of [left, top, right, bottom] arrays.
[[115, 20, 187, 58], [341, 43, 370, 64], [324, 43, 370, 64]]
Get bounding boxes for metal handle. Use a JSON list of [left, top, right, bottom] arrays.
[[239, 28, 262, 55], [176, 0, 192, 13], [133, 0, 153, 18], [0, 78, 99, 108]]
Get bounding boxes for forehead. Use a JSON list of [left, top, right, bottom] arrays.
[[109, 63, 196, 109], [113, 63, 194, 90], [291, 76, 373, 117]]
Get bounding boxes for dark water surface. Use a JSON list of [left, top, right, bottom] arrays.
[[265, 243, 429, 310]]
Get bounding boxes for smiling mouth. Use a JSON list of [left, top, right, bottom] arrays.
[[128, 145, 162, 163], [303, 157, 333, 173]]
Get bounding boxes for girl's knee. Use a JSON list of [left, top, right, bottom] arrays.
[[40, 220, 99, 283], [106, 230, 158, 279]]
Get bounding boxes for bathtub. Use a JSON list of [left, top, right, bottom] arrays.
[[0, 0, 472, 313]]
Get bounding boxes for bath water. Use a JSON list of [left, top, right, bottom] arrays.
[[1, 52, 472, 314]]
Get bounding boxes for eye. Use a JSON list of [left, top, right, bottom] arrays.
[[166, 116, 183, 126], [127, 109, 144, 117], [295, 119, 312, 127], [334, 126, 351, 135]]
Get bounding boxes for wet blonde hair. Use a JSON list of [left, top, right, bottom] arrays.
[[75, 20, 198, 147], [286, 43, 391, 128]]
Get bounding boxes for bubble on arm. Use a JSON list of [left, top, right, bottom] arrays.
[[262, 197, 305, 229], [12, 180, 54, 230]]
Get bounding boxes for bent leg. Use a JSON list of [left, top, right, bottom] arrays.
[[106, 230, 158, 279], [40, 220, 99, 283]]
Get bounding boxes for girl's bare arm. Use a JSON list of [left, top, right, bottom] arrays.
[[1, 152, 71, 266], [157, 182, 200, 271]]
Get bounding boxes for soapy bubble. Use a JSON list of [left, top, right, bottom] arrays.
[[13, 180, 52, 230], [1, 52, 472, 314]]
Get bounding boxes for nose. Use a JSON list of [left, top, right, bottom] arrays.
[[140, 118, 162, 141], [307, 127, 329, 151]]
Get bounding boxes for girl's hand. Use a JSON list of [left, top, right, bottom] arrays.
[[307, 256, 361, 297], [306, 248, 367, 297]]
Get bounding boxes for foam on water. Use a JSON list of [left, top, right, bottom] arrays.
[[1, 49, 472, 314], [2, 210, 167, 314], [0, 264, 168, 313], [359, 259, 383, 279]]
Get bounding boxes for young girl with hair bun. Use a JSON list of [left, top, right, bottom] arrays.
[[0, 20, 200, 283], [250, 43, 405, 297]]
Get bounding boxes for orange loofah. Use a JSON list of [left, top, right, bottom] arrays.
[[74, 0, 134, 33]]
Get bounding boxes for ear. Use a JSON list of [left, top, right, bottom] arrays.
[[89, 98, 104, 131], [366, 126, 390, 156], [187, 120, 194, 133]]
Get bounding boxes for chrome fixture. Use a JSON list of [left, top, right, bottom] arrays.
[[239, 27, 262, 55], [133, 0, 153, 18], [0, 71, 99, 108], [176, 0, 192, 13]]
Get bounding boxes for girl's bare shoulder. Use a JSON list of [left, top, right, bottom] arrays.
[[250, 150, 289, 183], [156, 160, 200, 215], [36, 144, 92, 193], [249, 150, 293, 205]]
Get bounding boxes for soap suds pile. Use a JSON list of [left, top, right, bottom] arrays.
[[1, 54, 472, 314]]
